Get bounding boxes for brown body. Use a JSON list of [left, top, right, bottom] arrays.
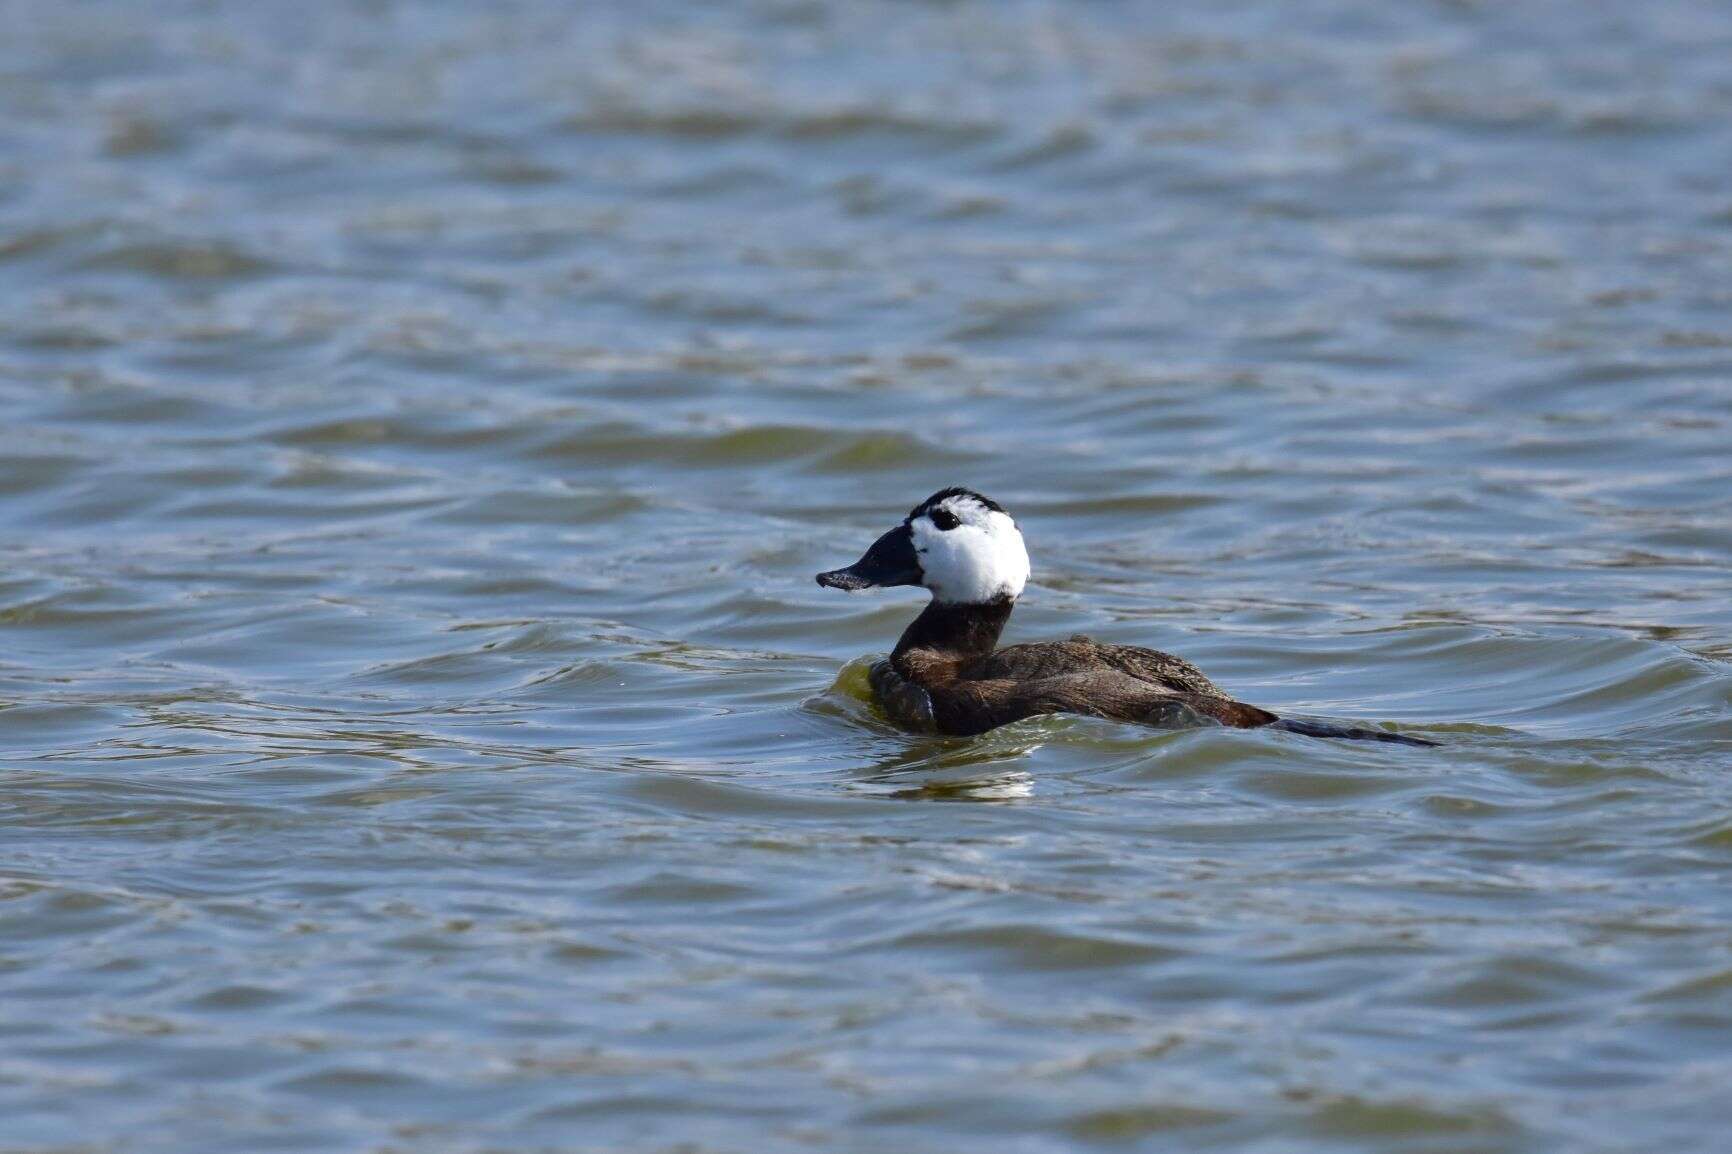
[[869, 597, 1278, 737]]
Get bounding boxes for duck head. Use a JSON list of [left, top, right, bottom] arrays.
[[817, 487, 1030, 604]]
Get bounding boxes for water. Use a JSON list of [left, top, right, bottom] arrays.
[[2, 1, 1731, 1150]]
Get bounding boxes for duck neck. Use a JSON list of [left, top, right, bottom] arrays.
[[892, 596, 1016, 666]]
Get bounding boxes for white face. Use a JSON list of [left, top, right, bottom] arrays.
[[909, 495, 1030, 604]]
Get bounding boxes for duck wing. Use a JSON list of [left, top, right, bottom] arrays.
[[875, 657, 1426, 743], [973, 635, 1227, 698], [924, 667, 1275, 737]]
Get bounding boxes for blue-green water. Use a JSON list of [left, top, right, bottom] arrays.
[[3, 2, 1731, 1151]]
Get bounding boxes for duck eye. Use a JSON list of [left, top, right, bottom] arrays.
[[930, 507, 961, 531]]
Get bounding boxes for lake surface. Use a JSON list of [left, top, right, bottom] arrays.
[[3, 2, 1731, 1151]]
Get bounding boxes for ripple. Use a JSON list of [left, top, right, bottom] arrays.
[[528, 421, 959, 474], [79, 240, 277, 281], [4, 2, 1732, 1152], [1302, 1094, 1518, 1142], [566, 100, 1000, 145], [877, 924, 1184, 971], [1064, 1102, 1237, 1141]]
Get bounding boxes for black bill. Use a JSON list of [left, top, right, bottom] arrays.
[[816, 522, 921, 591]]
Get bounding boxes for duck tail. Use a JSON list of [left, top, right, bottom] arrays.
[[1272, 717, 1439, 747]]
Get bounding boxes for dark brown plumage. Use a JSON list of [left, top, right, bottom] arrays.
[[869, 598, 1278, 737]]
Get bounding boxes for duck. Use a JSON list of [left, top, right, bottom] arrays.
[[817, 487, 1435, 746]]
